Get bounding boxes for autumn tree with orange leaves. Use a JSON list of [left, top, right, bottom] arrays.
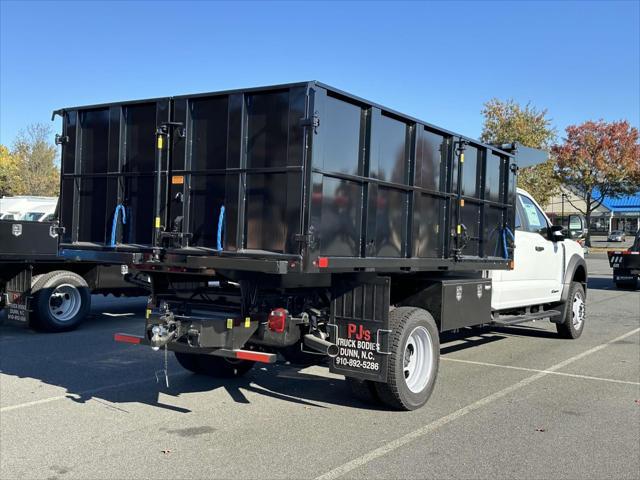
[[553, 120, 640, 246]]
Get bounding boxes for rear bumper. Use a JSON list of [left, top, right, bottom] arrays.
[[113, 333, 276, 364]]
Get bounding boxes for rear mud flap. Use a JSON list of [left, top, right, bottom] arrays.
[[328, 277, 391, 383], [4, 268, 32, 325], [6, 303, 30, 323]]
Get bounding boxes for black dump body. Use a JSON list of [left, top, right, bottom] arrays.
[[56, 81, 541, 276]]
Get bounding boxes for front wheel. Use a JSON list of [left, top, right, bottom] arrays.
[[174, 352, 254, 378], [556, 282, 586, 339], [374, 307, 440, 411]]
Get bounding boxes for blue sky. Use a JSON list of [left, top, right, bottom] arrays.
[[1, 0, 638, 147]]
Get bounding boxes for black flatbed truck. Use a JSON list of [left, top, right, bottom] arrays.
[[608, 230, 640, 289], [53, 81, 584, 410], [0, 218, 148, 331]]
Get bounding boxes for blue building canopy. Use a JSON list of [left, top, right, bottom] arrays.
[[600, 192, 640, 213]]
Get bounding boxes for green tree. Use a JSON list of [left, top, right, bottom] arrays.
[[554, 120, 640, 246], [480, 98, 559, 206], [10, 123, 60, 196], [0, 144, 24, 196]]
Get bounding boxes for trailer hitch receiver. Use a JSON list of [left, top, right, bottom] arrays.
[[148, 313, 179, 350]]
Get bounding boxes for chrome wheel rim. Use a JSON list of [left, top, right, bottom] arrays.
[[48, 284, 81, 322], [572, 290, 585, 330], [403, 326, 434, 393]]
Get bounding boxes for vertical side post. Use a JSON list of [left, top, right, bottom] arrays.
[[154, 127, 166, 249], [453, 139, 467, 258]]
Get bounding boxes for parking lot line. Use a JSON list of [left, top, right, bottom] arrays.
[[315, 327, 640, 480], [0, 372, 189, 413], [441, 357, 640, 386]]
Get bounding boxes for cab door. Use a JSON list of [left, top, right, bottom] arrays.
[[492, 192, 563, 310]]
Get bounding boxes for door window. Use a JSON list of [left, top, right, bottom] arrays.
[[515, 206, 523, 230], [519, 194, 548, 233]]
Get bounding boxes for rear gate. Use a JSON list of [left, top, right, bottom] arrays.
[[59, 100, 171, 247]]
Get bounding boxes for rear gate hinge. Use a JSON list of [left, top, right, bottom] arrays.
[[54, 134, 69, 145], [294, 233, 314, 246], [300, 112, 320, 133]]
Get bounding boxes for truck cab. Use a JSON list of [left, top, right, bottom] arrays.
[[491, 188, 587, 336]]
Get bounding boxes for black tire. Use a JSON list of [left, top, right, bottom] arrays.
[[31, 270, 91, 332], [374, 307, 440, 411], [346, 377, 380, 405], [556, 282, 586, 339], [174, 352, 254, 378], [280, 343, 321, 366], [614, 277, 639, 290]]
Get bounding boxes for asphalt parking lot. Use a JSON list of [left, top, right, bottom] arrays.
[[1, 254, 638, 480]]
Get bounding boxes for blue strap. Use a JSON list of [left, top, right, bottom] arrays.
[[110, 204, 126, 247], [502, 229, 507, 259], [217, 205, 225, 251], [501, 226, 515, 259], [504, 226, 515, 242]]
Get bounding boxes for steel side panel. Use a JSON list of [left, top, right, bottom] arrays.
[[57, 81, 522, 275]]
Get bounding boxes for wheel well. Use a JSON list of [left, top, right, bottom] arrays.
[[573, 265, 586, 285]]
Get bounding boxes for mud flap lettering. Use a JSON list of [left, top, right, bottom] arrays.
[[330, 321, 390, 382], [7, 303, 29, 323]]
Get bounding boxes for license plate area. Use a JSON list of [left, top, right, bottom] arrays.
[[329, 277, 391, 383]]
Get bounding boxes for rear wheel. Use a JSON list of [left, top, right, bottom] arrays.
[[31, 271, 91, 332], [174, 352, 254, 378], [556, 282, 586, 339], [374, 307, 440, 411]]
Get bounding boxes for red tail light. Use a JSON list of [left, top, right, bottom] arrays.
[[268, 308, 288, 333]]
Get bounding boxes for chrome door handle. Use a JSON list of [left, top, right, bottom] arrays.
[[535, 246, 545, 251]]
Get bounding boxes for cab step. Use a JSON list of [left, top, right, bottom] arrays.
[[492, 309, 562, 326]]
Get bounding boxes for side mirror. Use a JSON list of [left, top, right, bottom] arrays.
[[547, 225, 565, 242], [568, 214, 585, 233]]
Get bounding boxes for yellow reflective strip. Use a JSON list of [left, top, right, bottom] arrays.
[[460, 153, 464, 163], [245, 317, 250, 328], [145, 309, 151, 319], [227, 318, 233, 329], [155, 217, 161, 228], [457, 224, 462, 234], [157, 135, 164, 150]]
